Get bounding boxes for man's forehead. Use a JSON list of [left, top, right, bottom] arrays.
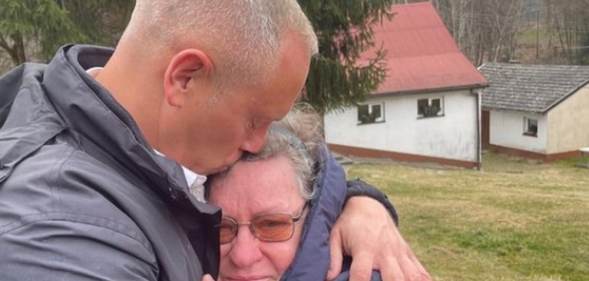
[[247, 33, 310, 121], [250, 89, 301, 119]]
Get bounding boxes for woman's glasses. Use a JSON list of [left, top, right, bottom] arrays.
[[217, 203, 308, 244]]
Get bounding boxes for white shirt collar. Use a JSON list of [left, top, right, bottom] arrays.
[[86, 66, 103, 77], [153, 152, 208, 203], [85, 67, 207, 202], [151, 151, 208, 188]]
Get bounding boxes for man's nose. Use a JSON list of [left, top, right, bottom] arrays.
[[240, 126, 268, 153]]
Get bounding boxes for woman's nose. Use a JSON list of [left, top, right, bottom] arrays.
[[227, 225, 264, 268]]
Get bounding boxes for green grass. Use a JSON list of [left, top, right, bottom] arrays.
[[346, 151, 589, 281]]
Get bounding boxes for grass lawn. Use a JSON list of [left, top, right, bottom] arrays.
[[346, 151, 589, 281]]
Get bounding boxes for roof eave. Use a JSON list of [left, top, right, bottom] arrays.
[[543, 79, 589, 113], [372, 83, 489, 98], [482, 105, 545, 114]]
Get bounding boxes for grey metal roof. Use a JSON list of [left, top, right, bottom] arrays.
[[479, 63, 589, 113]]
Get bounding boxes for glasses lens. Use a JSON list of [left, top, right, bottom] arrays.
[[218, 218, 237, 244], [252, 214, 294, 242]]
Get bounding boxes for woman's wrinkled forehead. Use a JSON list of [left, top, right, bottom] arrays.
[[207, 155, 304, 210]]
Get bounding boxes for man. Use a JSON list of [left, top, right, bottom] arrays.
[[0, 1, 429, 281]]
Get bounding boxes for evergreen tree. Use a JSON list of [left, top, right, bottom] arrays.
[[1, 0, 395, 113], [0, 0, 132, 65], [299, 0, 396, 113], [0, 0, 81, 64]]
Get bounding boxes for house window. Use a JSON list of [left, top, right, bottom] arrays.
[[417, 97, 444, 118], [358, 103, 385, 125], [523, 117, 538, 137]]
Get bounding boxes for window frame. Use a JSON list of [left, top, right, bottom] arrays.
[[523, 117, 538, 137], [417, 96, 445, 119], [357, 102, 386, 125]]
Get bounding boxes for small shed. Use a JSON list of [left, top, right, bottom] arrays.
[[480, 63, 589, 161]]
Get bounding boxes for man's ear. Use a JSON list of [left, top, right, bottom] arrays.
[[163, 49, 213, 107]]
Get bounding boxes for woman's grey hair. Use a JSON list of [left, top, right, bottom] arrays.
[[126, 0, 318, 89], [210, 104, 323, 200]]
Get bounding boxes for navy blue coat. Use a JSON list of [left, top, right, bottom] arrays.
[[281, 145, 383, 281]]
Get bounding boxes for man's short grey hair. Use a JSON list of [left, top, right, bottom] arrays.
[[126, 0, 318, 88], [209, 104, 323, 200]]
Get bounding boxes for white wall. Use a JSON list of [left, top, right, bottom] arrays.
[[489, 110, 547, 153], [324, 90, 479, 162]]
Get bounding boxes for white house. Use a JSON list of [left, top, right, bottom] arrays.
[[324, 2, 488, 168], [480, 63, 589, 161]]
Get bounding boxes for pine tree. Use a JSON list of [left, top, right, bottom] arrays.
[[1, 0, 395, 113], [0, 0, 133, 65], [299, 0, 396, 113]]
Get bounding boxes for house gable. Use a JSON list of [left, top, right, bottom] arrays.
[[546, 84, 589, 154]]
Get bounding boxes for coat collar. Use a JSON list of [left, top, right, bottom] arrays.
[[280, 145, 347, 281]]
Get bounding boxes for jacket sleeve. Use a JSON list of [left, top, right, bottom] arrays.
[[0, 217, 159, 281], [345, 179, 399, 226]]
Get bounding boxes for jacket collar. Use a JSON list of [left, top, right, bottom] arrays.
[[280, 145, 347, 281]]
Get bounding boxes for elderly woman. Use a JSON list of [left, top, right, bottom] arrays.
[[207, 107, 394, 281]]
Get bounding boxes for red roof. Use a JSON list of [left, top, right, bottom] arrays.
[[364, 2, 488, 95]]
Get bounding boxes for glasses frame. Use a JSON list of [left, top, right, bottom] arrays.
[[217, 202, 309, 244]]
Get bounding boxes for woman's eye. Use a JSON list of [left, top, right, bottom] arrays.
[[258, 219, 289, 229]]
